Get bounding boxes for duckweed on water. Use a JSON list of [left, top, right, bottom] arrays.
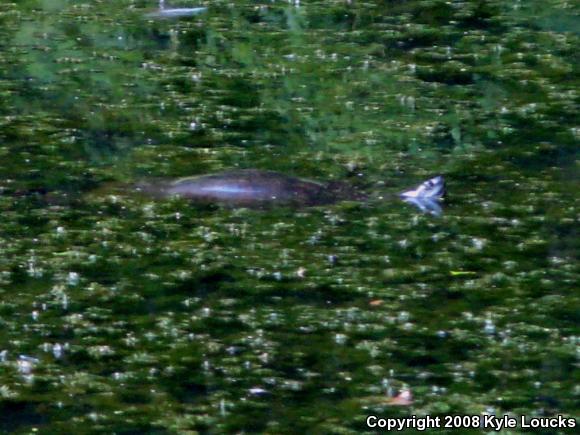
[[0, 0, 578, 433]]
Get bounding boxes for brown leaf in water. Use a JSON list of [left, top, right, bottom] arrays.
[[384, 389, 413, 406]]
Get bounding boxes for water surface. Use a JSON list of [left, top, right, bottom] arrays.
[[0, 0, 577, 433]]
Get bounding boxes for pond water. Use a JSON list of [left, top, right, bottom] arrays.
[[0, 0, 578, 433]]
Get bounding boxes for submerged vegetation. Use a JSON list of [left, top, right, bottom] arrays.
[[0, 0, 577, 433]]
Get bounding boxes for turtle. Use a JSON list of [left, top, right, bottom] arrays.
[[135, 169, 446, 214]]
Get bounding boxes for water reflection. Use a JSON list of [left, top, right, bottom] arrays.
[[145, 0, 208, 19], [402, 197, 443, 216]]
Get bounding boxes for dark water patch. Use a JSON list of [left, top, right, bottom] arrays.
[[0, 400, 47, 433]]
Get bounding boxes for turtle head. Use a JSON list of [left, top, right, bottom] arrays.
[[399, 176, 445, 216], [400, 175, 445, 200]]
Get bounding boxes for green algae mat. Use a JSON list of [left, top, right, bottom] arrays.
[[0, 1, 578, 433]]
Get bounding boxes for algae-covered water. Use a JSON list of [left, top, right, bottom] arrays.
[[0, 0, 578, 433]]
